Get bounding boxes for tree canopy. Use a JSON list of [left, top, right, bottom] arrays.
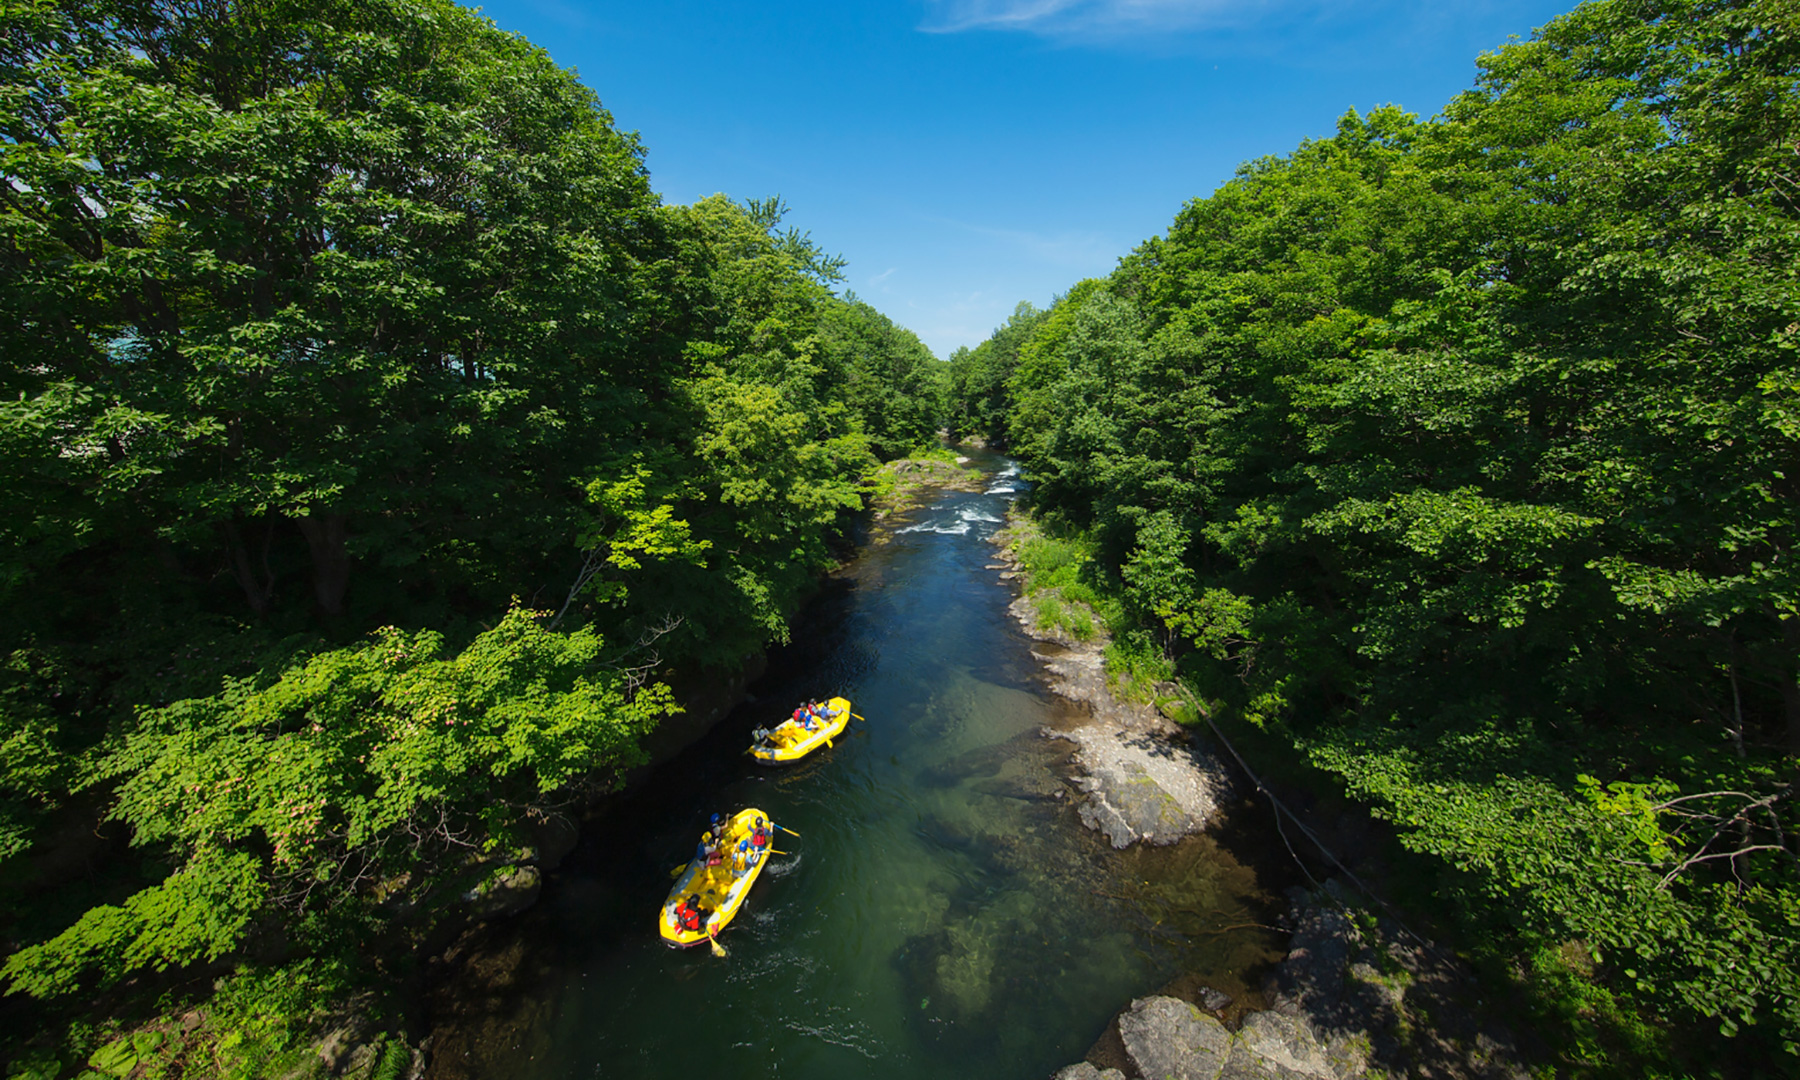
[[0, 0, 945, 1065], [955, 0, 1800, 1069]]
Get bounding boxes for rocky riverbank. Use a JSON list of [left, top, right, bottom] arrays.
[[1053, 880, 1533, 1080], [988, 510, 1535, 1080], [988, 515, 1226, 850]]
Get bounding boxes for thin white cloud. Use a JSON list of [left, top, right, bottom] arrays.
[[920, 0, 1261, 36], [933, 217, 1121, 270], [869, 267, 899, 287]]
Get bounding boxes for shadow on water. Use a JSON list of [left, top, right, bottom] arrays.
[[424, 449, 1296, 1080]]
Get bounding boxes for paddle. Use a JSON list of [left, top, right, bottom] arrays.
[[668, 862, 689, 879], [851, 713, 866, 722], [708, 924, 727, 958], [769, 849, 789, 856], [777, 824, 801, 837]]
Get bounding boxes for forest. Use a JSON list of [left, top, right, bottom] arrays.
[[948, 0, 1800, 1072], [0, 0, 945, 1074]]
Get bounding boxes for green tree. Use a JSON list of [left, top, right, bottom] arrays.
[[2, 607, 673, 998], [970, 0, 1800, 1066]]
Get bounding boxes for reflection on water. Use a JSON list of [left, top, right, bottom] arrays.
[[424, 449, 1285, 1080]]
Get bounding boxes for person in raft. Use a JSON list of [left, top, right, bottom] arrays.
[[675, 894, 708, 934], [694, 830, 723, 868], [792, 706, 816, 732]]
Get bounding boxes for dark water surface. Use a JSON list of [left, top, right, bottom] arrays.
[[428, 449, 1285, 1079]]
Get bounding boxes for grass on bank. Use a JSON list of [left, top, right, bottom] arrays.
[[1003, 521, 1190, 715]]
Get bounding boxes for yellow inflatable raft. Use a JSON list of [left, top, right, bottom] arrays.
[[659, 807, 780, 949], [748, 696, 854, 764]]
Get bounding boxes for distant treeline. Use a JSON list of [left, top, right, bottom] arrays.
[[0, 0, 943, 1072], [950, 0, 1799, 1071]]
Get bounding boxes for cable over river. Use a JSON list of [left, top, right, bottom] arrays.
[[425, 448, 1288, 1080]]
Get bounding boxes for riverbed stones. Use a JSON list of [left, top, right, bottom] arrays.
[[1103, 995, 1362, 1080], [1054, 1064, 1126, 1080], [1048, 879, 1547, 1080], [1198, 985, 1233, 1012], [523, 812, 579, 871]]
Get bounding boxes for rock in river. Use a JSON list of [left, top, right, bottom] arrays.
[[1051, 724, 1225, 848]]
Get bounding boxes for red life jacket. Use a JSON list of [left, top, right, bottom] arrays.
[[678, 903, 702, 932], [752, 829, 768, 848]]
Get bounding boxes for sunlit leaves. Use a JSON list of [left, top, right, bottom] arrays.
[[3, 608, 672, 999]]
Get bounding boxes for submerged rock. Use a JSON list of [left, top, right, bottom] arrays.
[[1198, 985, 1233, 1012]]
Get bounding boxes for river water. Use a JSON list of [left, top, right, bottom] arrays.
[[426, 448, 1286, 1079]]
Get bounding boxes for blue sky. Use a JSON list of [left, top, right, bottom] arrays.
[[470, 0, 1576, 358]]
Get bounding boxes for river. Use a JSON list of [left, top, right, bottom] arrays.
[[425, 447, 1287, 1079]]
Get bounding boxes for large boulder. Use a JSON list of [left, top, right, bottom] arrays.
[[1054, 726, 1223, 848], [1117, 995, 1235, 1080], [1222, 1011, 1340, 1079]]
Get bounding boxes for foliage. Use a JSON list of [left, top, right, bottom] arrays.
[[957, 0, 1800, 1069], [945, 301, 1050, 446], [0, 0, 942, 1067], [817, 296, 948, 459], [3, 608, 672, 998]]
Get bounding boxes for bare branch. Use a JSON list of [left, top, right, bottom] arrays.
[[546, 545, 608, 631], [1658, 845, 1798, 890]]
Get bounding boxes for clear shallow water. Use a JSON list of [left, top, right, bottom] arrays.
[[426, 450, 1285, 1080]]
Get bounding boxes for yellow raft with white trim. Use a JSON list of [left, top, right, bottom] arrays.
[[748, 696, 854, 764], [659, 807, 778, 949]]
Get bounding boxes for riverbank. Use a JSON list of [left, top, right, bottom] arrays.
[[988, 513, 1226, 849], [988, 507, 1537, 1080]]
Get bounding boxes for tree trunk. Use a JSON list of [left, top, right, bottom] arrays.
[[220, 518, 271, 617], [294, 510, 351, 617], [1780, 617, 1800, 759]]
